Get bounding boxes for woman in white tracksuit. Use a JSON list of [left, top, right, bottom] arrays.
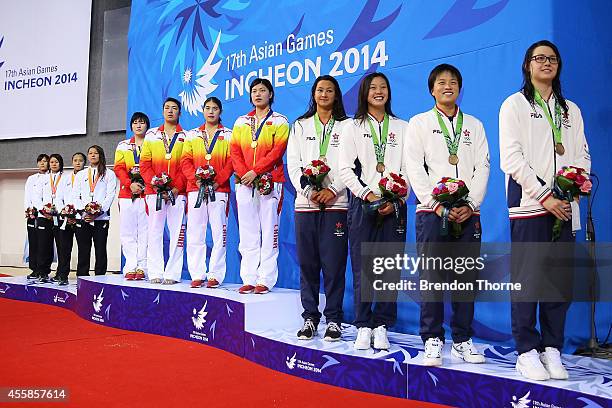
[[287, 75, 349, 342], [339, 72, 410, 351]]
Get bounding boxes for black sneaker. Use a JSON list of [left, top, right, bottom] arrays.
[[38, 276, 50, 284], [297, 319, 317, 340], [323, 322, 342, 342], [49, 275, 59, 283], [58, 279, 69, 286], [26, 272, 39, 280]]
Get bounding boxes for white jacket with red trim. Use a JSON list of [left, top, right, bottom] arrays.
[[499, 92, 591, 219]]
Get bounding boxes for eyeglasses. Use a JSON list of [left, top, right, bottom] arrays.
[[531, 55, 559, 64]]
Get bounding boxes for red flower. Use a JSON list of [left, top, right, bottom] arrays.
[[565, 172, 577, 180]]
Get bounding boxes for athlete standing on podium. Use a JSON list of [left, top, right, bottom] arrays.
[[287, 75, 349, 341], [140, 98, 187, 285], [231, 78, 289, 295], [114, 112, 150, 281], [24, 154, 49, 280], [181, 97, 233, 289]]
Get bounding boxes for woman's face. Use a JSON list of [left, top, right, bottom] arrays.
[[72, 155, 85, 172], [203, 101, 221, 125], [132, 118, 148, 137], [529, 45, 559, 84], [367, 76, 389, 110], [49, 157, 60, 173], [250, 83, 272, 109], [88, 148, 100, 166], [314, 80, 336, 111]]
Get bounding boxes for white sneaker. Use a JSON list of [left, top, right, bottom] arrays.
[[423, 337, 443, 366], [516, 349, 550, 381], [451, 339, 485, 364], [540, 347, 569, 380], [354, 327, 373, 350], [372, 325, 390, 350]]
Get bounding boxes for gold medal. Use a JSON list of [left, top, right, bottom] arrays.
[[555, 143, 565, 155], [205, 154, 212, 161], [448, 154, 459, 165], [165, 153, 172, 160], [376, 162, 385, 173], [251, 141, 258, 149]]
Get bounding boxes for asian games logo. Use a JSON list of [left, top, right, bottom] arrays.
[[179, 31, 222, 116], [510, 391, 531, 408], [189, 301, 210, 343], [284, 352, 340, 374], [93, 288, 104, 313], [92, 288, 108, 323]]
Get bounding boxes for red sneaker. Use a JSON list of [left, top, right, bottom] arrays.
[[254, 285, 270, 294], [134, 269, 145, 280], [190, 280, 203, 288], [207, 279, 220, 288], [125, 272, 136, 281], [239, 284, 255, 294]]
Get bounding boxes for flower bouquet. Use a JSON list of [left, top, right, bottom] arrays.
[[84, 201, 102, 226], [431, 177, 469, 237], [253, 172, 273, 197], [25, 207, 38, 220], [129, 166, 145, 201], [194, 165, 216, 208], [40, 203, 59, 226], [302, 159, 331, 210], [151, 172, 174, 210], [60, 203, 77, 230], [362, 173, 408, 225], [551, 166, 592, 241]]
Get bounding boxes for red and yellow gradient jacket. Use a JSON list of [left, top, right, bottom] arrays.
[[139, 124, 187, 195], [230, 110, 289, 183], [114, 136, 145, 199], [180, 124, 234, 193]]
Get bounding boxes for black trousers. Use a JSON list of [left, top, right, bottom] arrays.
[[510, 214, 574, 354], [36, 218, 73, 279], [26, 219, 39, 274], [416, 212, 482, 344], [348, 196, 406, 329], [295, 210, 348, 325], [74, 220, 109, 276]]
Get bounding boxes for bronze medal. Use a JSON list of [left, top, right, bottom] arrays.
[[555, 143, 565, 155], [376, 162, 385, 173], [165, 153, 172, 160], [448, 154, 459, 165], [205, 153, 212, 161], [251, 140, 258, 149]]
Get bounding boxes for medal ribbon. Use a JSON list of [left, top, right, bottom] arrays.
[[162, 131, 180, 160], [132, 143, 141, 164], [88, 168, 100, 198], [433, 107, 464, 157], [250, 110, 273, 144], [50, 173, 62, 201], [366, 114, 389, 164], [534, 90, 562, 145], [314, 113, 335, 158], [202, 127, 222, 158]]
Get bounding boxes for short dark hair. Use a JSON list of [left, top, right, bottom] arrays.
[[72, 152, 86, 162], [249, 78, 274, 106], [428, 64, 462, 94], [49, 153, 64, 173], [130, 111, 150, 131], [36, 154, 49, 163], [163, 97, 182, 114]]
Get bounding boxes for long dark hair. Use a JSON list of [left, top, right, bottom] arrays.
[[297, 75, 348, 121], [354, 72, 395, 123], [88, 145, 107, 179], [203, 96, 223, 124], [521, 40, 568, 112], [49, 153, 64, 173]]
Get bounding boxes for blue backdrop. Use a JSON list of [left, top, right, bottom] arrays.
[[126, 0, 611, 351]]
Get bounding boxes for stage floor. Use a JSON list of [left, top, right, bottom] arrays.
[[1, 274, 610, 406]]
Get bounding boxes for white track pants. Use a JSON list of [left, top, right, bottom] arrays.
[[119, 197, 148, 273], [186, 191, 229, 283], [236, 182, 282, 288], [146, 194, 186, 281]]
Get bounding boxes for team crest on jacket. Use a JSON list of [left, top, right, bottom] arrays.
[[387, 132, 397, 147], [334, 221, 345, 237], [330, 133, 340, 147], [462, 129, 472, 146]]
